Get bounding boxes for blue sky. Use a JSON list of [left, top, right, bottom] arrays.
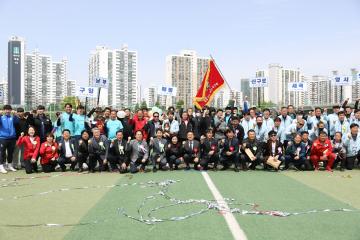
[[0, 0, 359, 91]]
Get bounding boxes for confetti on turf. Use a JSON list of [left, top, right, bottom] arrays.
[[0, 179, 358, 227]]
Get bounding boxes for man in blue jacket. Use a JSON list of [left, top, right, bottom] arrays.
[[0, 105, 19, 173]]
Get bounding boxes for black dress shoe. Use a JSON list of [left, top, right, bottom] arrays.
[[241, 164, 248, 171], [249, 164, 256, 170]]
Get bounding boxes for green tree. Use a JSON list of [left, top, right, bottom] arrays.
[[60, 96, 78, 110], [258, 101, 276, 110], [154, 101, 166, 111], [47, 103, 61, 111], [134, 103, 140, 111], [140, 100, 148, 110], [227, 99, 235, 108], [176, 100, 184, 110]]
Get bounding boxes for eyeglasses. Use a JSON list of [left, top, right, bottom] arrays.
[[270, 134, 277, 137], [153, 116, 159, 118]]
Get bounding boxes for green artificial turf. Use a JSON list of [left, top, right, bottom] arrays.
[[209, 171, 360, 240], [284, 171, 360, 209], [0, 171, 123, 240], [1, 170, 360, 240], [64, 171, 233, 240]]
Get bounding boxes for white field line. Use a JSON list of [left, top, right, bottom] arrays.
[[201, 172, 248, 240]]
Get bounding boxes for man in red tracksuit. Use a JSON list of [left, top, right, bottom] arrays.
[[310, 131, 336, 172], [132, 110, 148, 140]]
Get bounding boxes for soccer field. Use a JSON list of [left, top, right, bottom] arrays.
[[1, 170, 360, 240]]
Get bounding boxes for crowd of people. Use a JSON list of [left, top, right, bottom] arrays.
[[0, 98, 360, 174]]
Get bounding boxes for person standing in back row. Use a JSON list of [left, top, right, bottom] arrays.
[[0, 105, 19, 173], [32, 105, 52, 143], [57, 103, 75, 136]]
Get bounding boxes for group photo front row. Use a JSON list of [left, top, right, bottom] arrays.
[[0, 100, 359, 174]]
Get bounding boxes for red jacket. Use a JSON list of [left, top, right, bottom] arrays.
[[310, 139, 333, 157], [96, 120, 105, 135], [133, 117, 148, 140], [39, 142, 59, 165], [16, 136, 40, 160]]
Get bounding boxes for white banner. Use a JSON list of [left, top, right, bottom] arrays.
[[76, 86, 98, 98], [288, 82, 307, 92], [333, 76, 352, 86], [158, 85, 177, 96], [249, 77, 268, 88], [93, 77, 109, 88]]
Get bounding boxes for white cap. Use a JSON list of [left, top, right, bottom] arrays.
[[117, 111, 126, 119]]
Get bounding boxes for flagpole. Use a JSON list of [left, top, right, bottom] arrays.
[[84, 96, 88, 125], [97, 87, 101, 106], [209, 55, 232, 91], [210, 55, 239, 108]]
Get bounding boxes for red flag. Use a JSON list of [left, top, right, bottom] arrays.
[[193, 59, 225, 109]]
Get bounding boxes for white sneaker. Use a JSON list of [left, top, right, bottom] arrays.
[[0, 165, 7, 174], [82, 163, 88, 170], [7, 165, 17, 172]]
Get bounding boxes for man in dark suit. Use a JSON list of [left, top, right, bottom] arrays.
[[263, 130, 284, 170], [183, 131, 200, 170], [301, 131, 313, 170], [88, 128, 109, 173], [200, 129, 220, 170], [220, 129, 240, 172], [229, 116, 245, 144], [105, 130, 129, 173], [58, 129, 78, 171], [241, 129, 264, 170], [284, 133, 307, 170]]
